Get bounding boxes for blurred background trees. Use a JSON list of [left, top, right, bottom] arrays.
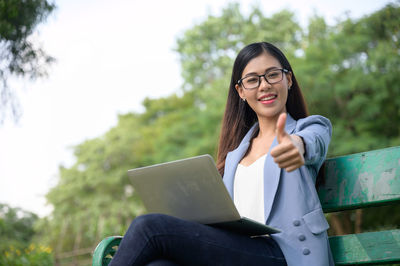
[[0, 203, 53, 265], [296, 3, 400, 155], [1, 2, 399, 265], [0, 0, 55, 123]]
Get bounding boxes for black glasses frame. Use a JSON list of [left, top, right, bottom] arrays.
[[237, 68, 289, 90]]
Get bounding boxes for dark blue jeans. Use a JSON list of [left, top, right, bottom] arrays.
[[109, 213, 286, 266]]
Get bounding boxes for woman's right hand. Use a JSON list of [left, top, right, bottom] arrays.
[[270, 113, 305, 172]]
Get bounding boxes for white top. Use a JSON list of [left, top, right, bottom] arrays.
[[233, 154, 266, 224]]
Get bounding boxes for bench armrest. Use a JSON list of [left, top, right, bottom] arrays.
[[92, 236, 123, 266]]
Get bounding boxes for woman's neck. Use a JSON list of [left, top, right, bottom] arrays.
[[256, 115, 280, 139]]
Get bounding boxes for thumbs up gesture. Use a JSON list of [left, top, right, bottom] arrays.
[[270, 113, 305, 172]]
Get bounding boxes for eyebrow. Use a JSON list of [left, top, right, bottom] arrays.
[[243, 66, 280, 77]]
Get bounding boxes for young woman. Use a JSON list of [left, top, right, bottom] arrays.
[[110, 42, 333, 266]]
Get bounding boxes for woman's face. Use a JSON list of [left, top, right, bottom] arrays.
[[235, 52, 292, 120]]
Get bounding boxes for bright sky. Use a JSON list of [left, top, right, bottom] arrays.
[[0, 0, 391, 217]]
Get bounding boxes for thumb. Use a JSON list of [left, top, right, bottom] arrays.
[[276, 112, 287, 143]]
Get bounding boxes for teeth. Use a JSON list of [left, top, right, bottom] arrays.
[[260, 95, 276, 101]]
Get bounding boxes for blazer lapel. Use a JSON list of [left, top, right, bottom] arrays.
[[223, 123, 258, 198], [264, 114, 297, 223]]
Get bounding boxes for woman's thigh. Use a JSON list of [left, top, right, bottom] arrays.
[[110, 213, 286, 266]]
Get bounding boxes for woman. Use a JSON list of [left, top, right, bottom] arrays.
[[110, 42, 333, 265]]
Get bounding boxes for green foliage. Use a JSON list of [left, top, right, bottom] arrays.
[[175, 3, 301, 93], [41, 2, 400, 260], [362, 204, 400, 231], [296, 3, 400, 156], [0, 203, 54, 265], [0, 203, 38, 251], [0, 0, 55, 123], [0, 244, 54, 266], [42, 113, 147, 253]]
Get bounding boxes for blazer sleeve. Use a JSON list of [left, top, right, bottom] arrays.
[[294, 115, 332, 171]]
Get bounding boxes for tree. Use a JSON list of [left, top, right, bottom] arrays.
[[296, 3, 400, 156], [0, 203, 38, 248], [0, 203, 53, 265], [0, 0, 55, 123]]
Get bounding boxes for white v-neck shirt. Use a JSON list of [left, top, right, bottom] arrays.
[[233, 154, 266, 224]]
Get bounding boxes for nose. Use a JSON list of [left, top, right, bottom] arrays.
[[259, 75, 271, 90]]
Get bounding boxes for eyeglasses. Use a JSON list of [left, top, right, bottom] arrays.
[[237, 68, 289, 90]]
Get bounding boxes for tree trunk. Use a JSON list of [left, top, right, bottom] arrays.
[[355, 209, 363, 233]]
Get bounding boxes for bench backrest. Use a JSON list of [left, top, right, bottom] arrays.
[[318, 146, 400, 213], [317, 146, 400, 265]]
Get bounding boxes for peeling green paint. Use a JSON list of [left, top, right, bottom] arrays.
[[318, 146, 400, 213]]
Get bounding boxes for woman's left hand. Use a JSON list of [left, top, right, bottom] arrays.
[[270, 113, 305, 172]]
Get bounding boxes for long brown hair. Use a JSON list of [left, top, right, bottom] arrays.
[[216, 42, 309, 176]]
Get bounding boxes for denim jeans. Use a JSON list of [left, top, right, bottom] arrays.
[[109, 213, 286, 266]]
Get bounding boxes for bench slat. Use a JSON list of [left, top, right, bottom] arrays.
[[330, 229, 400, 265], [318, 146, 400, 212]]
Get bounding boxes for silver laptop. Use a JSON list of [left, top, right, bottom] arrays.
[[127, 154, 280, 236]]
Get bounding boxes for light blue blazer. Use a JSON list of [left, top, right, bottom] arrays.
[[223, 114, 334, 266]]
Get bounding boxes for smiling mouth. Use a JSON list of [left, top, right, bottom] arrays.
[[258, 95, 277, 101]]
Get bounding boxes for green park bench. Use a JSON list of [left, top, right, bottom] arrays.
[[92, 146, 400, 266]]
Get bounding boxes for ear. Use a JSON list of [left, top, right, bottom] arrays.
[[235, 84, 245, 99], [286, 71, 293, 88]]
